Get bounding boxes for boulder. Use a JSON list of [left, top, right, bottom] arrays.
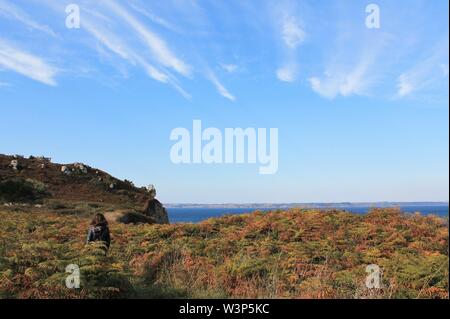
[[74, 163, 88, 174], [143, 198, 169, 224], [61, 166, 71, 175], [146, 184, 156, 195], [141, 185, 169, 224], [35, 156, 51, 162], [9, 160, 19, 171]]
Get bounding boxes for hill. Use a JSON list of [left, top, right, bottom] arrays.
[[0, 154, 150, 209], [0, 208, 447, 299]]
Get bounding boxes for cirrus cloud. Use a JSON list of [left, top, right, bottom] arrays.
[[0, 39, 58, 86]]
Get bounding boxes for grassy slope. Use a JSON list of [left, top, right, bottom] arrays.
[[0, 208, 448, 299]]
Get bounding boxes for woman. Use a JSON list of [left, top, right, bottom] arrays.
[[86, 213, 111, 250]]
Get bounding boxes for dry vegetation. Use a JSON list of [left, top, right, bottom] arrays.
[[0, 208, 448, 299], [0, 154, 149, 208]]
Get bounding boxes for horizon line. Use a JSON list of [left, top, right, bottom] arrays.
[[165, 201, 449, 206]]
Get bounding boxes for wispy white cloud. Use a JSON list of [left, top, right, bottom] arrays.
[[137, 58, 169, 83], [281, 16, 305, 49], [220, 63, 238, 73], [396, 74, 414, 97], [0, 0, 245, 100], [273, 2, 306, 83], [104, 0, 191, 77], [305, 1, 449, 101], [82, 8, 193, 98], [396, 39, 449, 98], [128, 1, 181, 33], [307, 4, 391, 100], [82, 19, 132, 63], [0, 0, 56, 37], [0, 39, 57, 86], [206, 69, 235, 101], [309, 53, 376, 99], [276, 64, 298, 82], [32, 0, 192, 97]]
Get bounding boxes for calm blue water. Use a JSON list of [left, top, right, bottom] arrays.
[[168, 205, 449, 223]]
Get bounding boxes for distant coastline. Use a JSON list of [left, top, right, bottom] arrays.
[[166, 201, 449, 209]]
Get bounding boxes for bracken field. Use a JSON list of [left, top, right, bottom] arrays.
[[0, 208, 448, 299]]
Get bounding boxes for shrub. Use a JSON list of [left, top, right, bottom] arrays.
[[0, 208, 447, 299], [0, 178, 49, 203], [117, 212, 155, 225]]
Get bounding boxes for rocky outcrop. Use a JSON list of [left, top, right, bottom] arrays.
[[141, 185, 169, 224], [9, 160, 20, 171], [1, 154, 170, 224], [112, 196, 169, 225], [61, 166, 71, 175], [113, 185, 169, 225], [0, 154, 152, 207], [142, 198, 169, 224], [74, 163, 88, 174]]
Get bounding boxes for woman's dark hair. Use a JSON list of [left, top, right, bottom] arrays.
[[91, 213, 108, 226]]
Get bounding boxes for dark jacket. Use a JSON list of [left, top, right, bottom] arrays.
[[87, 222, 111, 248]]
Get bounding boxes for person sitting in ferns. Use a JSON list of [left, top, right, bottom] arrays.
[[86, 213, 111, 250]]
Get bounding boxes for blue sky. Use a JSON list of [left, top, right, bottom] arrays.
[[0, 0, 448, 203]]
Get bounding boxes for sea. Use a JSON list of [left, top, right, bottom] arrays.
[[167, 205, 449, 224]]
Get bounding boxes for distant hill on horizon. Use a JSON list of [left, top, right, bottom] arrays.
[[0, 154, 150, 209], [166, 201, 449, 209]]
